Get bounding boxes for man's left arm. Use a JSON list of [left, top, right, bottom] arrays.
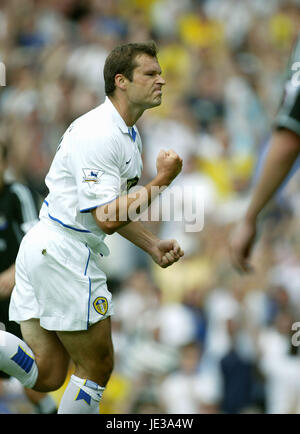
[[117, 221, 184, 268], [0, 264, 16, 299]]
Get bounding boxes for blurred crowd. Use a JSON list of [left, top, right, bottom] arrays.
[[1, 0, 300, 414]]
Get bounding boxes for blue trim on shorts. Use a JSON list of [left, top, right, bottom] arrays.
[[84, 244, 91, 276], [43, 200, 91, 233], [87, 277, 92, 330], [84, 244, 92, 330]]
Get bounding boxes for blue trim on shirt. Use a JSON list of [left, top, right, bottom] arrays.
[[48, 213, 91, 233], [43, 200, 91, 233], [128, 127, 136, 142], [79, 196, 119, 213], [80, 205, 98, 213]]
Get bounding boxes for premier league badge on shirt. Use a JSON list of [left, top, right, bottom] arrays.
[[82, 168, 104, 188]]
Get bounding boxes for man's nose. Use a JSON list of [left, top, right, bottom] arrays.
[[157, 75, 166, 86]]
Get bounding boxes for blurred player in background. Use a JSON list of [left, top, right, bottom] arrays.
[[230, 34, 300, 272], [0, 142, 57, 413], [0, 41, 184, 414]]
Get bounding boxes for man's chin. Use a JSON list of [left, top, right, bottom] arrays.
[[150, 96, 162, 107], [142, 96, 162, 111]]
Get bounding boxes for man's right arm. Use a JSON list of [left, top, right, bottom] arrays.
[[92, 149, 183, 234], [231, 33, 300, 273], [230, 128, 300, 272], [245, 129, 300, 222]]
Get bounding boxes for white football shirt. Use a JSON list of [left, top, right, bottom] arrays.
[[39, 97, 143, 244]]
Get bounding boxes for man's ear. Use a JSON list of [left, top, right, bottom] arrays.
[[114, 74, 127, 91]]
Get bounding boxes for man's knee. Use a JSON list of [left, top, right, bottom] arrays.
[[34, 353, 69, 392], [35, 374, 65, 393], [76, 346, 114, 387], [90, 349, 114, 385], [57, 317, 114, 387]]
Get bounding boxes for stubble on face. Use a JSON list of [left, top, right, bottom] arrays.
[[128, 54, 165, 109]]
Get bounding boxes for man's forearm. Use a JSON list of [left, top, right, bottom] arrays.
[[93, 175, 166, 234], [117, 221, 159, 255], [245, 129, 300, 222]]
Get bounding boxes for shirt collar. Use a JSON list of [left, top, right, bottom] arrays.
[[104, 96, 136, 140]]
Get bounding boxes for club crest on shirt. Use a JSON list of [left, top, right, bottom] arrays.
[[93, 297, 108, 315], [82, 168, 103, 188]]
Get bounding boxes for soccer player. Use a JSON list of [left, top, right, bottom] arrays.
[[0, 143, 57, 413], [230, 35, 300, 272], [0, 41, 184, 414]]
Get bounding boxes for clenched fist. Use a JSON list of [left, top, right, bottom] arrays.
[[156, 150, 183, 186], [151, 239, 184, 268]]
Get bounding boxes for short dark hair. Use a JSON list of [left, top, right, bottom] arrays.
[[103, 41, 158, 96]]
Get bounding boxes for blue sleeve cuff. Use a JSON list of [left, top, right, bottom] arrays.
[[80, 196, 119, 213]]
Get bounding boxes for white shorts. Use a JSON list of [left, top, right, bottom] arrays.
[[9, 220, 114, 331]]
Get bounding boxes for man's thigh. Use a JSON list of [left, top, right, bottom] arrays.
[[57, 317, 113, 387]]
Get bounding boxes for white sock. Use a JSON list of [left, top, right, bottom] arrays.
[[0, 331, 38, 389], [58, 374, 105, 414]]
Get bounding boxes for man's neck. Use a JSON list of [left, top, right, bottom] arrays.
[[108, 95, 144, 127]]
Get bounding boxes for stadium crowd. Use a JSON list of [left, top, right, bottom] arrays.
[[1, 0, 300, 414]]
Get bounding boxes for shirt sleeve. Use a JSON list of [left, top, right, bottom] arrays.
[[69, 131, 122, 213], [274, 81, 300, 137]]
